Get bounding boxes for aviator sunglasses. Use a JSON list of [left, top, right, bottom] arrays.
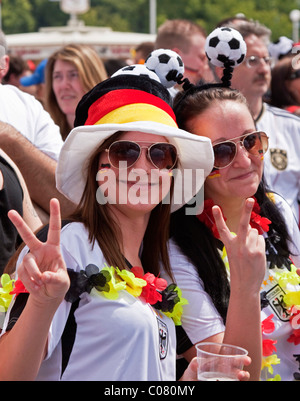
[[213, 131, 269, 169], [105, 140, 178, 170]]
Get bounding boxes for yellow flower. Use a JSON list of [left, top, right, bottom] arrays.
[[276, 264, 300, 289], [267, 375, 282, 381], [262, 355, 281, 375], [116, 268, 147, 297], [266, 192, 276, 204], [164, 287, 188, 326], [0, 274, 15, 312], [95, 266, 126, 300], [221, 247, 230, 271], [284, 291, 300, 309]]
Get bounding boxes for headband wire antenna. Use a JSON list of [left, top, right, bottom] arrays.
[[172, 27, 247, 116]]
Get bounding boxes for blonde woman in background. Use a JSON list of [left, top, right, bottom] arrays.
[[44, 44, 108, 140]]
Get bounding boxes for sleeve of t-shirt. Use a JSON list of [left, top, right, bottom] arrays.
[[274, 193, 300, 267], [166, 239, 225, 348], [27, 97, 63, 161]]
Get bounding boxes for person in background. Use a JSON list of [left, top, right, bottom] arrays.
[[44, 44, 108, 140], [20, 59, 48, 105], [155, 19, 214, 95], [0, 29, 75, 219], [131, 41, 154, 64], [268, 54, 300, 116], [104, 58, 127, 77], [0, 149, 42, 274], [2, 54, 39, 100], [2, 55, 31, 88], [219, 19, 300, 223]]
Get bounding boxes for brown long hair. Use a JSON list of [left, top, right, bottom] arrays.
[[44, 44, 108, 140], [174, 86, 248, 130], [70, 132, 174, 278], [269, 54, 300, 109]]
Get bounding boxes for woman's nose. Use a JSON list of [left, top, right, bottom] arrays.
[[132, 148, 153, 170], [232, 142, 252, 168]]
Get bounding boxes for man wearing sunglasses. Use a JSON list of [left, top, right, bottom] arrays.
[[221, 19, 300, 223]]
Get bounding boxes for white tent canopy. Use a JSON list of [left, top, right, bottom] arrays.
[[6, 25, 156, 61]]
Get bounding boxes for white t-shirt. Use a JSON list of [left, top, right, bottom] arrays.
[[1, 222, 176, 381], [164, 240, 225, 346], [0, 84, 63, 160], [256, 103, 300, 221], [165, 194, 300, 381]]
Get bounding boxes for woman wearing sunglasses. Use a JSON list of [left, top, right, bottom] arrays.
[[0, 57, 217, 381], [169, 81, 300, 381]]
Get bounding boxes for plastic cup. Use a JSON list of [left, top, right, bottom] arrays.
[[196, 342, 248, 381]]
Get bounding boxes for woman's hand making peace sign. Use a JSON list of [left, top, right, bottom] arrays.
[[212, 198, 266, 296], [8, 198, 70, 306]]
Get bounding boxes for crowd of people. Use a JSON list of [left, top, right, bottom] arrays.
[[0, 15, 299, 382]]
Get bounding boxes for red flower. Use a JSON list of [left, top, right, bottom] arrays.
[[288, 309, 300, 345], [263, 339, 277, 357], [262, 315, 275, 334], [251, 198, 271, 233], [131, 267, 168, 305], [288, 330, 300, 346], [197, 199, 226, 239], [197, 197, 271, 238], [9, 279, 28, 296]]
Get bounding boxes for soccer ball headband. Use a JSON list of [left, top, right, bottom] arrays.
[[173, 27, 247, 109], [205, 27, 247, 86]]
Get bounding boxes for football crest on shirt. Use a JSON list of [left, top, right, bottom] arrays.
[[157, 317, 169, 360], [270, 148, 288, 171], [265, 284, 291, 322]]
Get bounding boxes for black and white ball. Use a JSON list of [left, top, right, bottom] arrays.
[[111, 64, 161, 83], [145, 49, 184, 88], [205, 27, 247, 68], [269, 36, 293, 61]]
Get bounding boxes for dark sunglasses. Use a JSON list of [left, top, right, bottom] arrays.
[[213, 131, 269, 169], [105, 140, 178, 170], [289, 69, 300, 80]]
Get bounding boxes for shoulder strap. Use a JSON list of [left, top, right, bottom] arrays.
[[36, 220, 71, 242], [61, 298, 80, 378]]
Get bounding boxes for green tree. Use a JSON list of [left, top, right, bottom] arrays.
[[2, 0, 35, 33], [1, 0, 300, 40]]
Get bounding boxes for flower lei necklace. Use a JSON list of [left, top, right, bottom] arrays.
[[0, 265, 188, 327], [197, 196, 300, 381], [197, 197, 272, 238]]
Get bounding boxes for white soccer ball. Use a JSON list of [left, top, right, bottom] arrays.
[[145, 49, 185, 88], [205, 27, 247, 68], [111, 64, 161, 83], [268, 36, 293, 61]]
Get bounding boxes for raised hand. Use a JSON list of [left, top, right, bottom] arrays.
[[212, 198, 266, 295], [8, 198, 70, 305]]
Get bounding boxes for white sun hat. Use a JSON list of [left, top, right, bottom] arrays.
[[56, 52, 214, 212]]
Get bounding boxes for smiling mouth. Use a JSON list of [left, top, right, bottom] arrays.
[[231, 171, 254, 180], [61, 96, 75, 100]]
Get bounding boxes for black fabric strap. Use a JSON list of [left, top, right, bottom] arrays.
[[61, 298, 80, 378]]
